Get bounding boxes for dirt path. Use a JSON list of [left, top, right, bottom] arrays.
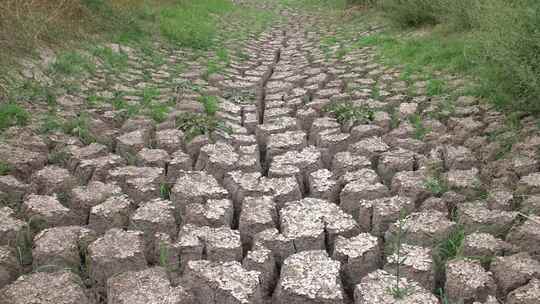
[[1, 2, 540, 304]]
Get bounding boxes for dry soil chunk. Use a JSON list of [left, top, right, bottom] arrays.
[[377, 148, 415, 184], [184, 199, 233, 228], [332, 152, 371, 178], [195, 142, 239, 181], [69, 181, 122, 223], [354, 269, 439, 304], [507, 278, 540, 304], [308, 169, 340, 203], [458, 202, 518, 236], [184, 260, 262, 304], [275, 250, 345, 304], [107, 267, 192, 304], [517, 172, 540, 195], [341, 181, 390, 218], [29, 165, 76, 196], [386, 210, 456, 247], [21, 194, 76, 231], [87, 228, 146, 289], [129, 198, 177, 262], [32, 226, 96, 273], [171, 171, 228, 212], [0, 246, 19, 288], [491, 253, 540, 295], [280, 198, 359, 252], [89, 195, 133, 234], [332, 233, 381, 288], [385, 244, 435, 291], [242, 247, 277, 296], [0, 207, 25, 247], [0, 271, 91, 304], [239, 196, 277, 247], [507, 215, 540, 262], [463, 232, 510, 257], [445, 258, 497, 303], [136, 148, 170, 168]]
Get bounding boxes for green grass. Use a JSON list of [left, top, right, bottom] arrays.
[[159, 0, 235, 49], [408, 114, 430, 140], [62, 114, 95, 145], [0, 103, 30, 132], [0, 162, 11, 176], [198, 95, 220, 116], [50, 51, 96, 77], [176, 112, 231, 142], [323, 101, 374, 125], [92, 46, 129, 71]]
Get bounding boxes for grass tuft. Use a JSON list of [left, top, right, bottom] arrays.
[[0, 103, 30, 132]]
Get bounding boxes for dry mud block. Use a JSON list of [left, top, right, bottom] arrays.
[[0, 246, 19, 289], [183, 260, 262, 304], [171, 171, 228, 213], [332, 233, 381, 289], [275, 250, 345, 304], [354, 270, 439, 304], [0, 271, 91, 304], [280, 198, 358, 252], [107, 267, 193, 304], [445, 258, 497, 303], [0, 207, 26, 247], [384, 244, 435, 292], [176, 224, 242, 269], [32, 226, 96, 273], [87, 228, 147, 290], [491, 253, 540, 296]]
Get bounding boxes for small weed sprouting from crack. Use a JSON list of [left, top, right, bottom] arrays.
[[63, 113, 95, 145], [176, 112, 232, 142], [160, 183, 171, 200], [223, 89, 256, 105], [387, 210, 413, 299], [408, 114, 431, 140], [323, 101, 374, 125], [0, 161, 11, 176], [424, 162, 448, 197], [198, 95, 219, 116]]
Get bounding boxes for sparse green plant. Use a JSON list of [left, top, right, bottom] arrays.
[[176, 112, 232, 142], [426, 79, 447, 96], [50, 51, 95, 77], [387, 210, 412, 299], [62, 113, 95, 145], [409, 114, 431, 140], [223, 89, 256, 105], [0, 162, 11, 176], [0, 102, 30, 132], [160, 183, 171, 200], [92, 46, 128, 71], [141, 86, 160, 106], [323, 101, 374, 125], [198, 95, 220, 116], [124, 152, 137, 166], [48, 150, 70, 165]]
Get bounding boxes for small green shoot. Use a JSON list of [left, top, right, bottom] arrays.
[[323, 101, 374, 125]]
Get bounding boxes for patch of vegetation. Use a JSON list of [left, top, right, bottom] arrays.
[[0, 102, 30, 132], [408, 114, 430, 140], [223, 89, 256, 105], [160, 183, 171, 200], [323, 101, 374, 125], [426, 79, 447, 96], [50, 51, 96, 77], [198, 95, 220, 116], [62, 113, 95, 145], [387, 210, 412, 299], [159, 0, 235, 49], [0, 162, 11, 176], [176, 112, 232, 142], [92, 46, 129, 71]]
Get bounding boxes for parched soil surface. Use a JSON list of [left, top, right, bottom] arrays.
[[1, 1, 540, 304]]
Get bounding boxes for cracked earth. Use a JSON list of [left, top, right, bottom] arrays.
[[1, 1, 540, 304]]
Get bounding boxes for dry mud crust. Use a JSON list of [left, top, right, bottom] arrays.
[[1, 1, 540, 303]]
